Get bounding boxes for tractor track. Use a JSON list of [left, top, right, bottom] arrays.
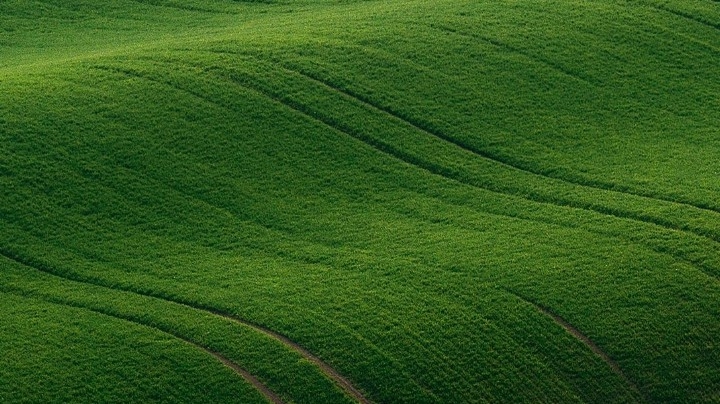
[[503, 288, 645, 402], [0, 248, 370, 404], [0, 286, 285, 404]]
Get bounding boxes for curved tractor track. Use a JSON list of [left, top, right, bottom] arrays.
[[0, 248, 370, 404], [0, 286, 285, 404], [503, 288, 644, 401]]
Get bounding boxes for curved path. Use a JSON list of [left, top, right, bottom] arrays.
[[250, 51, 720, 245], [421, 23, 720, 217], [211, 310, 371, 404], [209, 352, 285, 404], [97, 54, 720, 265], [503, 288, 644, 401], [182, 48, 720, 250], [0, 248, 370, 404], [0, 287, 285, 404]]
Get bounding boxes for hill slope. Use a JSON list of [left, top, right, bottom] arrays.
[[1, 0, 719, 402]]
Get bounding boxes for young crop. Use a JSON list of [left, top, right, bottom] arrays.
[[1, 0, 719, 402]]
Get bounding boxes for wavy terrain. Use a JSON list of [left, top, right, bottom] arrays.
[[1, 0, 719, 402]]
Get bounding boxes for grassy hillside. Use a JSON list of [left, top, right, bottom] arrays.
[[1, 0, 719, 402]]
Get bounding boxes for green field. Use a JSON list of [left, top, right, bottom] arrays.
[[1, 0, 719, 402]]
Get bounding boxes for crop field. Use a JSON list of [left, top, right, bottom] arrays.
[[1, 0, 719, 402]]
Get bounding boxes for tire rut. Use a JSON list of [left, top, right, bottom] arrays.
[[138, 53, 720, 285], [86, 55, 720, 285], [426, 23, 720, 216], [0, 248, 371, 404], [209, 352, 286, 404], [115, 50, 720, 254], [0, 286, 285, 404], [211, 310, 371, 404], [283, 63, 720, 243], [213, 44, 720, 224], [502, 288, 645, 402], [429, 23, 597, 86], [651, 3, 720, 32], [200, 51, 720, 249]]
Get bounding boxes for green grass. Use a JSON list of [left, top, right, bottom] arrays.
[[0, 287, 267, 404], [1, 0, 720, 402]]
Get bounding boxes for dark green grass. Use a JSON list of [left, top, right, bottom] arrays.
[[0, 289, 266, 404], [2, 0, 720, 402]]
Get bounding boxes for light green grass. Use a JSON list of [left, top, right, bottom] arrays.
[[2, 0, 719, 402]]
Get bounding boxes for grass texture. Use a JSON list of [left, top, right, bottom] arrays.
[[1, 0, 719, 402]]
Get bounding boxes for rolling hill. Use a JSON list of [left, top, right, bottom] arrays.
[[1, 0, 719, 402]]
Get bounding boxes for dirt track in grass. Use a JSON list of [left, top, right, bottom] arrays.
[[504, 288, 644, 401], [0, 248, 370, 404]]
